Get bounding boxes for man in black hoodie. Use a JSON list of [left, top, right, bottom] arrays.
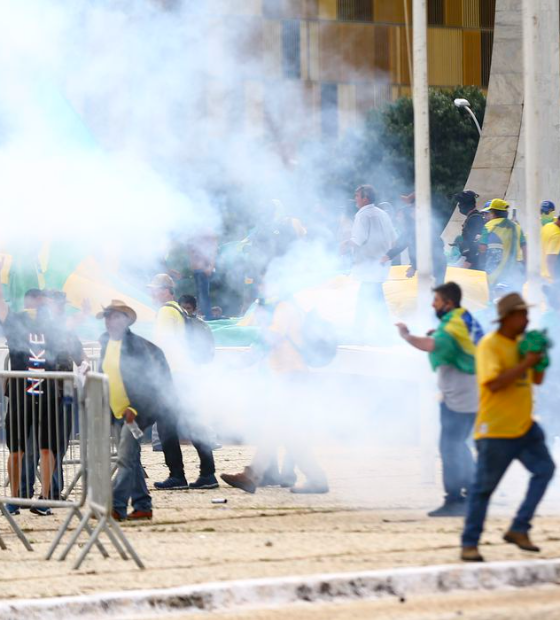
[[454, 190, 485, 270], [97, 300, 184, 520]]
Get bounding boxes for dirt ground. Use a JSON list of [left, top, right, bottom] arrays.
[[2, 444, 560, 601]]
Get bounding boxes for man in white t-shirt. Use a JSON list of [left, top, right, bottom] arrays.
[[342, 185, 397, 341]]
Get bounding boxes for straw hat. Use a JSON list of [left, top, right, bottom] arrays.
[[96, 300, 137, 324], [493, 292, 532, 322]]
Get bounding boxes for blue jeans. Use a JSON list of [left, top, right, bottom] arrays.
[[112, 421, 152, 518], [462, 423, 555, 547], [439, 403, 475, 502]]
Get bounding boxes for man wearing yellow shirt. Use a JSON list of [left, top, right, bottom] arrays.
[[98, 300, 183, 520], [148, 274, 217, 490], [461, 293, 555, 562], [541, 215, 560, 282]]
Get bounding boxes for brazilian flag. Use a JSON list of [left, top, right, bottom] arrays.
[[429, 308, 484, 374]]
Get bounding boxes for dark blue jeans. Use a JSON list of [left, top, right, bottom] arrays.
[[439, 403, 475, 502], [112, 421, 152, 518], [462, 423, 555, 547]]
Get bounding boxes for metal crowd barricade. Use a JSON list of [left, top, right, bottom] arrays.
[[0, 370, 85, 551], [47, 372, 144, 570], [0, 370, 143, 569]]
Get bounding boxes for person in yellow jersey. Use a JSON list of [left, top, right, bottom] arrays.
[[461, 293, 555, 562], [540, 200, 556, 226], [479, 199, 526, 295], [541, 213, 560, 282], [97, 300, 181, 521], [148, 274, 217, 490]]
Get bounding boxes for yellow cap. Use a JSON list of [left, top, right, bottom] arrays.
[[481, 198, 509, 212]]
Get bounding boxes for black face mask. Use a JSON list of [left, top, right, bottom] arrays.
[[435, 307, 450, 320], [458, 203, 473, 216]]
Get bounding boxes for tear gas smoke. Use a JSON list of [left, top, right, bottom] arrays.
[[1, 0, 549, 512]]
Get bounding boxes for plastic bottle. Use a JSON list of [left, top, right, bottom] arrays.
[[127, 419, 144, 440]]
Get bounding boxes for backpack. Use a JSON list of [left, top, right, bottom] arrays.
[[164, 303, 215, 364], [289, 308, 338, 368]]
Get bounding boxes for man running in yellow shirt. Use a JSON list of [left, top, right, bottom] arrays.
[[461, 293, 555, 562]]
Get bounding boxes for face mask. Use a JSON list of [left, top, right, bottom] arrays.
[[458, 203, 472, 215], [435, 307, 450, 320]]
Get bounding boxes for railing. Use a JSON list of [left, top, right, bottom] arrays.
[[0, 370, 143, 569]]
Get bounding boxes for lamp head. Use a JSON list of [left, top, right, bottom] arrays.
[[454, 98, 471, 109]]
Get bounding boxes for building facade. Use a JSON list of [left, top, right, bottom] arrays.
[[206, 0, 495, 139]]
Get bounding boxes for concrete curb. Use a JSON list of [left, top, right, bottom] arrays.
[[1, 559, 560, 619]]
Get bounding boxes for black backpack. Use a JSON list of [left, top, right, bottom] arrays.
[[164, 303, 215, 364]]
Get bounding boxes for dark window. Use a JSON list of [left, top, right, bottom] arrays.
[[480, 0, 496, 29], [427, 0, 444, 26], [337, 0, 373, 21], [321, 83, 338, 138], [481, 31, 494, 88], [282, 20, 301, 79]]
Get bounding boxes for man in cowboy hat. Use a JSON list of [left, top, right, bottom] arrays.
[[461, 293, 555, 562], [97, 300, 184, 520]]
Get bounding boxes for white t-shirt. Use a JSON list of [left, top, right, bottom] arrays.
[[437, 365, 479, 413], [351, 203, 397, 282]]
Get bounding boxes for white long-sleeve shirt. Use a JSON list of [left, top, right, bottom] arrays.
[[351, 203, 397, 282]]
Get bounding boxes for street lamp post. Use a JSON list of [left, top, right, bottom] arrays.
[[413, 0, 432, 306], [453, 98, 482, 136], [412, 0, 437, 485]]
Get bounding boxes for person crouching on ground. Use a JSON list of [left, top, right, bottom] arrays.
[[98, 300, 181, 521], [460, 293, 555, 562], [396, 282, 483, 517]]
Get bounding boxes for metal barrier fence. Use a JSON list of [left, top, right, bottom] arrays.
[[0, 370, 143, 569]]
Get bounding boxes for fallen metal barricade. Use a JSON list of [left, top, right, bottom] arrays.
[[0, 370, 143, 569]]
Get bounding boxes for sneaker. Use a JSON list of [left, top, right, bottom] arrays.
[[503, 530, 540, 552], [220, 469, 257, 494], [189, 474, 219, 490], [460, 546, 484, 562], [428, 500, 467, 518], [111, 510, 126, 522], [154, 476, 189, 491], [127, 509, 153, 521], [290, 482, 329, 494], [5, 504, 20, 516], [30, 499, 53, 516]]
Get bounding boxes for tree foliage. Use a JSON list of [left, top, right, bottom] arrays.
[[324, 86, 486, 227]]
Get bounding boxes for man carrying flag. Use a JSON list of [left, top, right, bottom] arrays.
[[479, 199, 526, 295], [396, 282, 484, 517]]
